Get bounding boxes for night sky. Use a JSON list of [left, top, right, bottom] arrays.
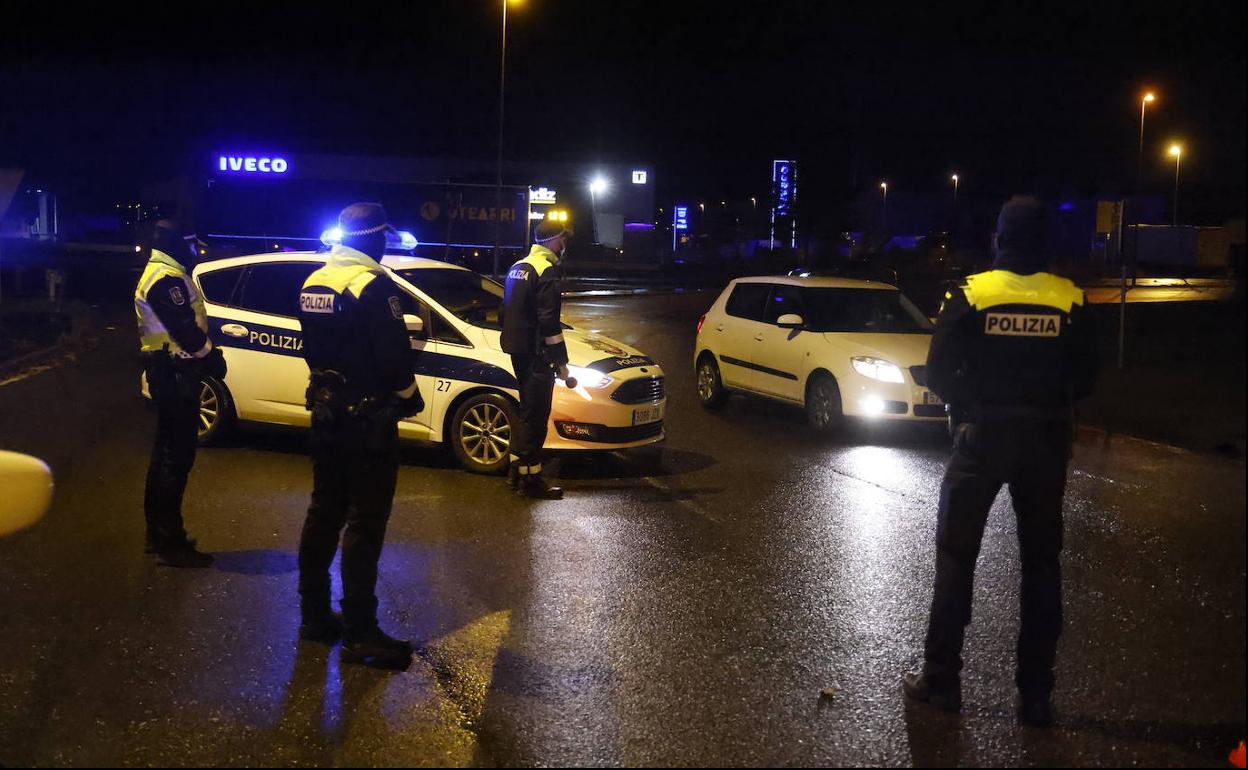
[[3, 1, 1244, 222]]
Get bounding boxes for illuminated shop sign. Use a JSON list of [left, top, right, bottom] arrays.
[[632, 170, 648, 184], [529, 187, 557, 204], [674, 206, 689, 230], [773, 160, 796, 218], [217, 155, 289, 174]]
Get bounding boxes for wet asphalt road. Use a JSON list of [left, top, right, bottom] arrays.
[[0, 292, 1244, 767]]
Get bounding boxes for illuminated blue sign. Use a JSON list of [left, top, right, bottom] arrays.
[[773, 160, 796, 218], [674, 206, 689, 230], [218, 155, 289, 174]]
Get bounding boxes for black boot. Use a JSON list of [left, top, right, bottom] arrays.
[[902, 671, 962, 713], [342, 626, 414, 669], [1018, 694, 1055, 727], [157, 540, 214, 569], [517, 475, 563, 500], [147, 535, 195, 555], [299, 611, 344, 645]]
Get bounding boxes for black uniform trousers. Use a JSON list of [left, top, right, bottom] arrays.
[[923, 417, 1070, 698], [510, 354, 555, 473], [143, 355, 201, 547], [298, 402, 398, 633]]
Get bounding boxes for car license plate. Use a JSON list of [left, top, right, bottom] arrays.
[[632, 404, 663, 426], [923, 391, 944, 406]]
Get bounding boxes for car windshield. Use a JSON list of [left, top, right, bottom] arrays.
[[394, 268, 504, 330], [799, 287, 933, 334]]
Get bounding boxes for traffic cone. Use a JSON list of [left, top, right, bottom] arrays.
[[1230, 740, 1246, 769]]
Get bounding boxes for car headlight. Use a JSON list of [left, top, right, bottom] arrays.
[[565, 365, 614, 389], [851, 356, 905, 383]]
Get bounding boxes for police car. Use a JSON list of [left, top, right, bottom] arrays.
[[145, 252, 666, 474], [694, 275, 944, 431]]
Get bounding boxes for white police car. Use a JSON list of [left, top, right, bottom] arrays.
[[147, 252, 666, 474], [694, 275, 944, 431]]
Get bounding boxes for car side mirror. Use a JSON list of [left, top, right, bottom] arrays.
[[403, 314, 424, 335], [0, 451, 53, 538], [777, 313, 805, 330]]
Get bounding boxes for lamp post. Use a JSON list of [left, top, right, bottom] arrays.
[[589, 176, 608, 244], [493, 0, 522, 278], [1137, 92, 1155, 191], [950, 174, 959, 205], [880, 182, 888, 232], [1169, 144, 1182, 227]]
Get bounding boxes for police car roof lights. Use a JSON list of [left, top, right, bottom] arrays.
[[318, 227, 418, 253], [320, 227, 343, 247]]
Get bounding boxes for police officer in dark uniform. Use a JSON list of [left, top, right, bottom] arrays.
[[903, 196, 1099, 727], [296, 203, 424, 669], [500, 218, 572, 499], [135, 219, 225, 568]]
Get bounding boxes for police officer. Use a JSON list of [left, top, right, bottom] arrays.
[[296, 203, 424, 670], [135, 219, 225, 569], [500, 218, 573, 500], [903, 196, 1098, 727]]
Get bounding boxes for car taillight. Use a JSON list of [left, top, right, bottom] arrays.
[[696, 314, 706, 334]]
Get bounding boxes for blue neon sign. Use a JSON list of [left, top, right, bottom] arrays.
[[674, 206, 689, 230], [217, 155, 289, 174], [773, 160, 796, 218]]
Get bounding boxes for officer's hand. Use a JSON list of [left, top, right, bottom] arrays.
[[557, 366, 570, 382], [201, 347, 227, 380]]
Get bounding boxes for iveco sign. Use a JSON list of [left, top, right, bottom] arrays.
[[217, 156, 289, 174]]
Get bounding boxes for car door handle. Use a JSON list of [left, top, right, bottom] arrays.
[[715, 324, 726, 332], [754, 333, 765, 341]]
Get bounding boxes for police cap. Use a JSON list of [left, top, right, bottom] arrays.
[[534, 218, 574, 244], [338, 202, 397, 238]]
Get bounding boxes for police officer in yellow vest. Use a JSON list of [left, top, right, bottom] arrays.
[[904, 196, 1098, 727], [500, 219, 573, 500], [135, 219, 225, 568], [296, 203, 424, 669]]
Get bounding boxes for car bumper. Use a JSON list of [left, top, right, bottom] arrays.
[[838, 371, 945, 421], [546, 368, 667, 450]]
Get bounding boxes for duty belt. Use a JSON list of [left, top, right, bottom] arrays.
[[307, 369, 390, 416]]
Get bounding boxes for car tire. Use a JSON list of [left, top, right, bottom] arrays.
[[805, 373, 843, 433], [450, 393, 518, 475], [196, 375, 235, 446], [696, 354, 728, 410]]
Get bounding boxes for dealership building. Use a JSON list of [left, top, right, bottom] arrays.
[[164, 151, 657, 272]]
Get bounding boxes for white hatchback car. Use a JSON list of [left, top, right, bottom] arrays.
[[694, 276, 944, 430], [144, 252, 666, 474]]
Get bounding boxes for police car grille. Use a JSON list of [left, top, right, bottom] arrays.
[[910, 366, 928, 387], [612, 377, 666, 404]]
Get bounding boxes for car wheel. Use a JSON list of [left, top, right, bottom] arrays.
[[450, 393, 517, 475], [196, 376, 235, 445], [696, 355, 728, 409], [805, 373, 843, 433]]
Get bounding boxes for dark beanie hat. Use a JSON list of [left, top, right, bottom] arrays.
[[995, 195, 1049, 271]]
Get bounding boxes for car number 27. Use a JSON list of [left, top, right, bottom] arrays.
[[436, 380, 452, 392]]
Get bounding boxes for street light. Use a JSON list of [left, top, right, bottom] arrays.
[[950, 173, 959, 204], [589, 176, 609, 244], [880, 182, 889, 232], [1169, 143, 1183, 226], [493, 0, 525, 278], [1137, 92, 1156, 191]]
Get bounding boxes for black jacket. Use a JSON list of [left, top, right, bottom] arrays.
[[500, 245, 568, 365], [927, 269, 1098, 414], [297, 248, 415, 399]]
